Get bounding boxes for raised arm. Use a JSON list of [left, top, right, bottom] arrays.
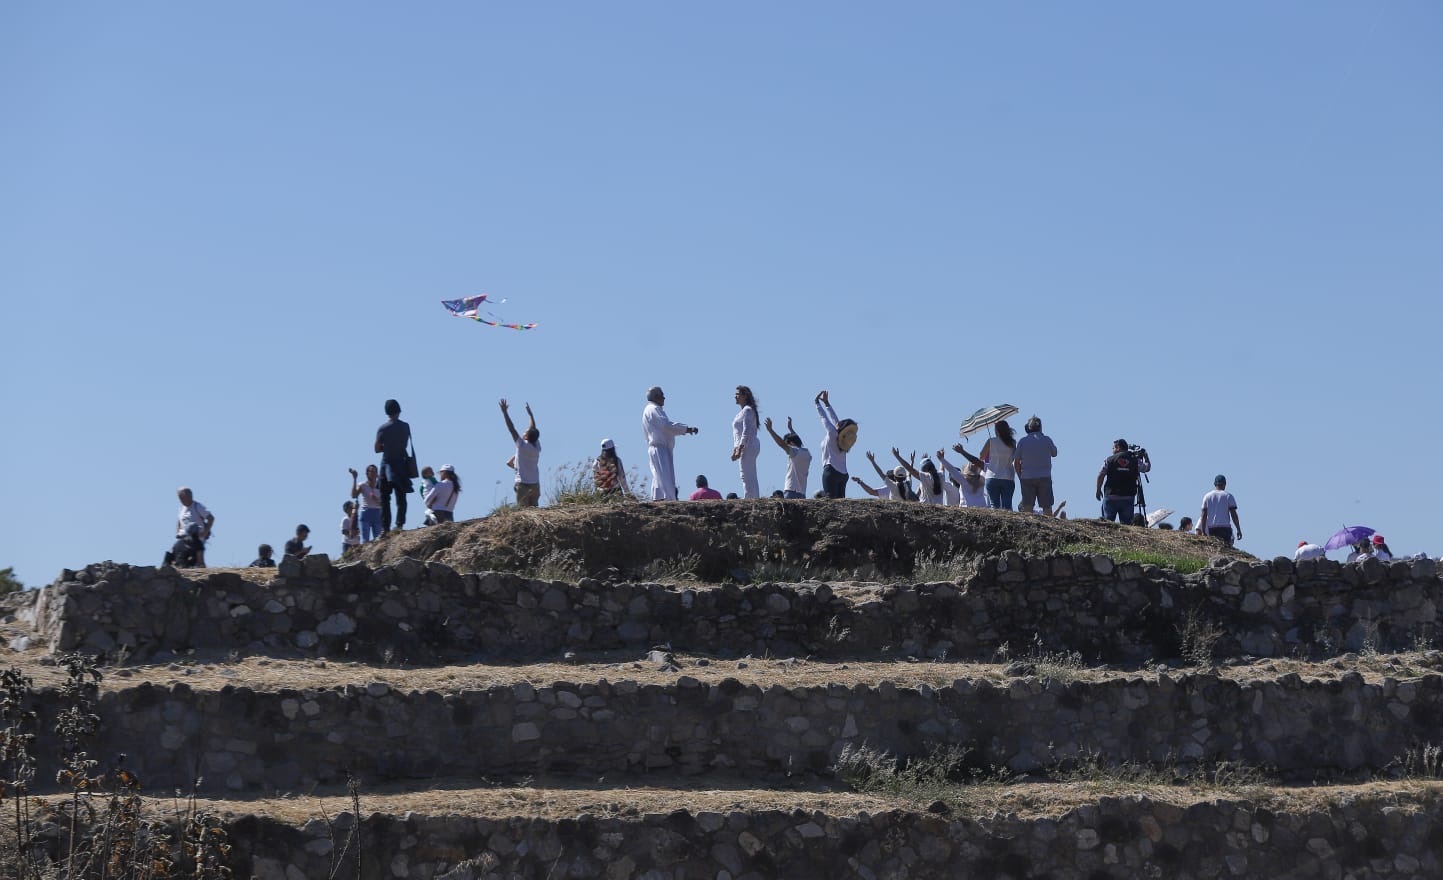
[[499, 399, 520, 442], [524, 403, 537, 435], [950, 443, 984, 468], [349, 467, 360, 499], [891, 447, 922, 481], [763, 417, 791, 453], [815, 390, 839, 430], [850, 475, 880, 497], [936, 449, 965, 484], [865, 450, 889, 482]]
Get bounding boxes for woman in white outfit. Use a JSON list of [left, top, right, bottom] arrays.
[[731, 385, 761, 499], [937, 448, 988, 507]]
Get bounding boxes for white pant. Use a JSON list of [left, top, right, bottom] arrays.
[[738, 443, 759, 499], [648, 445, 677, 501]]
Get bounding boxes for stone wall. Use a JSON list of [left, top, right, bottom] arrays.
[[35, 554, 1442, 665], [26, 670, 1443, 792], [190, 792, 1443, 879]]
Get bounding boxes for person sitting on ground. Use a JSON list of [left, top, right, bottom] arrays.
[[725, 492, 739, 499], [1157, 522, 1175, 530], [938, 449, 987, 508], [250, 544, 276, 567], [424, 465, 461, 523], [770, 489, 785, 498], [1294, 540, 1326, 562], [891, 448, 945, 505], [593, 439, 629, 497], [341, 502, 361, 555], [284, 525, 311, 559], [500, 399, 542, 508], [173, 487, 215, 568], [763, 416, 812, 499], [689, 475, 723, 501], [1371, 535, 1394, 561], [349, 465, 383, 543], [1177, 516, 1193, 534]]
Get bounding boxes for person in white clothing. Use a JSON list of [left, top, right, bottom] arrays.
[[1197, 474, 1241, 546], [862, 451, 913, 501], [170, 487, 215, 568], [892, 448, 946, 505], [642, 386, 698, 501], [1294, 541, 1326, 562], [423, 464, 461, 523], [730, 386, 761, 499], [500, 399, 542, 507], [1370, 535, 1394, 561], [814, 390, 857, 499], [763, 416, 812, 499], [936, 449, 988, 507]]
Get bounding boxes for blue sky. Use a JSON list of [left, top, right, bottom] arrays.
[[3, 3, 1439, 586]]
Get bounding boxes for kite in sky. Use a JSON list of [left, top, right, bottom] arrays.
[[440, 295, 538, 330]]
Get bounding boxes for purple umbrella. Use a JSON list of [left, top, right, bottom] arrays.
[[1323, 525, 1375, 551]]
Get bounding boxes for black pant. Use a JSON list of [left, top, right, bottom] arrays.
[[1208, 526, 1234, 547], [381, 479, 408, 531], [822, 464, 847, 499]]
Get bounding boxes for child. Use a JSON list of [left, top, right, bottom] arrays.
[[341, 501, 361, 555], [250, 544, 276, 567], [284, 525, 312, 560]]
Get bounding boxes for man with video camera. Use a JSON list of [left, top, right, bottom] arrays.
[[1095, 438, 1150, 524]]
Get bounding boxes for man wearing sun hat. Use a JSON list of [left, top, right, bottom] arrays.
[[1294, 540, 1325, 562], [1198, 474, 1242, 547]]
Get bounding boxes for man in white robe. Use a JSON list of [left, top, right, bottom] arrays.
[[642, 386, 698, 501]]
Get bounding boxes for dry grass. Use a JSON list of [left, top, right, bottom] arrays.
[[83, 778, 1443, 826], [5, 650, 1439, 695]]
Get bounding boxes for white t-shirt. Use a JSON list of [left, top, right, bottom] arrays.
[[982, 440, 1015, 482], [1374, 549, 1393, 562], [939, 459, 987, 507], [914, 468, 946, 505], [784, 446, 812, 494], [941, 479, 960, 506], [341, 515, 361, 546], [515, 438, 542, 484], [177, 501, 210, 537], [1293, 543, 1325, 562], [356, 482, 381, 511], [1201, 489, 1237, 529]]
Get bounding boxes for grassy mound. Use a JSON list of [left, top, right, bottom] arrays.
[[349, 499, 1249, 581]]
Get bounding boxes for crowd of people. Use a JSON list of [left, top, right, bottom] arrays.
[[164, 389, 1423, 570]]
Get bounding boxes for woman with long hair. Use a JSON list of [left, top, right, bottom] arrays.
[[424, 464, 461, 523], [891, 448, 946, 505], [953, 420, 1017, 510], [937, 447, 988, 507], [731, 385, 761, 499], [593, 439, 630, 497]]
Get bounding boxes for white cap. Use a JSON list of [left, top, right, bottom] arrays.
[[601, 438, 615, 450]]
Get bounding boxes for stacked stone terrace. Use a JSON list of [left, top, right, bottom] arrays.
[[25, 527, 1443, 879]]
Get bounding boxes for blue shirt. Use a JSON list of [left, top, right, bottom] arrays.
[[376, 418, 411, 464], [1015, 432, 1057, 479]]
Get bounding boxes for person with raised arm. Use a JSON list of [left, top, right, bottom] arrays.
[[940, 447, 989, 508], [763, 416, 812, 499], [891, 448, 946, 505], [500, 399, 542, 508], [814, 390, 857, 499]]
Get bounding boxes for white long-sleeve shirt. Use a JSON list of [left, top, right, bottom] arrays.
[[643, 403, 691, 450], [425, 478, 458, 513], [732, 406, 758, 452], [816, 399, 846, 473], [939, 458, 988, 507]]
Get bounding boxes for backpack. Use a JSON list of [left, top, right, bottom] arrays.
[[1103, 453, 1139, 496]]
